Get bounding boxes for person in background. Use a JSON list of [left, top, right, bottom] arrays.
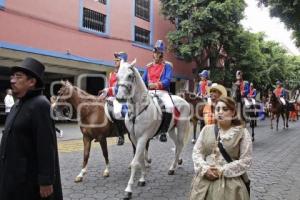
[[273, 80, 287, 105], [196, 70, 211, 98], [246, 82, 257, 106], [235, 70, 249, 98], [99, 52, 128, 145], [190, 96, 252, 200], [247, 83, 257, 99], [4, 88, 14, 120], [202, 83, 227, 125], [142, 39, 173, 142], [0, 57, 63, 200]]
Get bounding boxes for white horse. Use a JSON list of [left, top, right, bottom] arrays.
[[116, 60, 191, 199]]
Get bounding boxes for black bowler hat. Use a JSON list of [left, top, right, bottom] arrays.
[[11, 57, 45, 87]]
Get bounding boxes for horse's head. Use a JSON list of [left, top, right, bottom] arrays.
[[116, 59, 138, 102], [56, 80, 74, 103], [231, 83, 241, 102], [53, 80, 74, 118], [270, 92, 278, 104]]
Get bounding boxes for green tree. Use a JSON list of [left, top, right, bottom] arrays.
[[160, 0, 246, 74], [224, 30, 265, 87], [257, 0, 300, 47]]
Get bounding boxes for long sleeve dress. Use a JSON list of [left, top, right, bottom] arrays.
[[190, 124, 252, 200]]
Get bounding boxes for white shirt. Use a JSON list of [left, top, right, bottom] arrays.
[[4, 94, 14, 113]]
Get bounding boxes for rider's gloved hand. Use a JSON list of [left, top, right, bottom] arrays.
[[148, 83, 157, 89], [98, 88, 108, 99]]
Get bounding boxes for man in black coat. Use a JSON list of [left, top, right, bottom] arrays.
[[0, 57, 63, 200]]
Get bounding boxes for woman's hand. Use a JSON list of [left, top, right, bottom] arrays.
[[205, 167, 220, 181]]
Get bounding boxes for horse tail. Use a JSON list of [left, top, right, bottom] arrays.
[[182, 105, 191, 147], [183, 120, 191, 147]]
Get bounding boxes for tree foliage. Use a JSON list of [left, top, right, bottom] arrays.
[[257, 0, 300, 47], [160, 0, 300, 93], [160, 0, 246, 68]]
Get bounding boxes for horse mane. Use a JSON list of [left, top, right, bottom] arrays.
[[132, 66, 148, 92], [73, 87, 101, 103], [61, 82, 102, 103], [270, 92, 280, 105]]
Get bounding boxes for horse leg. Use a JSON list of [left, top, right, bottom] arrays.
[[75, 135, 91, 182], [270, 114, 273, 129], [99, 138, 110, 177], [192, 119, 197, 144], [144, 139, 152, 167], [276, 115, 279, 131], [168, 118, 189, 175], [138, 146, 147, 186], [124, 138, 147, 199], [250, 119, 255, 141], [167, 128, 180, 175], [127, 133, 137, 170], [286, 110, 289, 128], [128, 133, 136, 156], [281, 113, 284, 129]]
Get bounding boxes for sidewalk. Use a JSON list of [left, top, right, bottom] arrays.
[[0, 122, 83, 141]]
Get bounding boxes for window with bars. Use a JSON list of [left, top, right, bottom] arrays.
[[0, 0, 5, 8], [135, 0, 150, 21], [97, 0, 106, 4], [83, 7, 106, 33], [134, 26, 150, 45]]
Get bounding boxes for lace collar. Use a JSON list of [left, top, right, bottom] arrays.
[[219, 125, 243, 140]]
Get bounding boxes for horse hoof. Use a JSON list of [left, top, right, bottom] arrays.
[[147, 158, 152, 164], [103, 172, 110, 177], [168, 170, 175, 175], [178, 159, 183, 165], [74, 177, 83, 183], [123, 192, 132, 200], [137, 181, 146, 187], [191, 139, 196, 144], [252, 137, 255, 142]]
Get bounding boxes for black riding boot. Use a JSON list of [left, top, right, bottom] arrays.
[[159, 112, 172, 142], [115, 120, 125, 145]]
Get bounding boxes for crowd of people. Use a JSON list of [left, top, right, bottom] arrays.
[[0, 39, 299, 200]]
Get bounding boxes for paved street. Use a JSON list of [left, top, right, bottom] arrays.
[[1, 119, 300, 200]]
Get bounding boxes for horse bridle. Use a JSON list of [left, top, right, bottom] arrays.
[[53, 85, 77, 122]]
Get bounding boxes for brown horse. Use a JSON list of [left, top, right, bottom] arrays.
[[269, 92, 289, 130], [231, 83, 259, 141], [178, 91, 206, 143], [54, 81, 133, 182]]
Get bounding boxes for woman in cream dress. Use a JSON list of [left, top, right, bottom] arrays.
[[190, 97, 252, 200]]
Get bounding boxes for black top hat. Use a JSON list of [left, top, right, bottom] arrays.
[[11, 57, 45, 87]]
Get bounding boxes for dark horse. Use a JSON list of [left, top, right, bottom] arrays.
[[54, 81, 150, 182], [232, 84, 259, 141], [178, 91, 206, 143], [269, 92, 289, 130]]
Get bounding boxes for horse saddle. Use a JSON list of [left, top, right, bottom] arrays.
[[105, 100, 127, 122], [151, 94, 178, 137], [243, 98, 256, 108], [278, 97, 286, 106]]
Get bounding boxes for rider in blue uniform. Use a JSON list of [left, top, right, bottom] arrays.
[[143, 40, 173, 142]]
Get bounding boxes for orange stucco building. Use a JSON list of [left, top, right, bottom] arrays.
[[0, 0, 195, 97]]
